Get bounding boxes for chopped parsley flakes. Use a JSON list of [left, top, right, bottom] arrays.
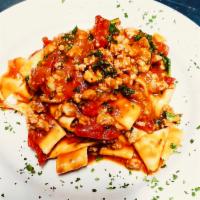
[[25, 163, 35, 174], [196, 125, 200, 130]]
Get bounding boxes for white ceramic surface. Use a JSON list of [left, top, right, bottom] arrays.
[[0, 0, 200, 199]]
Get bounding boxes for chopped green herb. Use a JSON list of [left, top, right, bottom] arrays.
[[152, 15, 157, 19], [165, 112, 176, 121], [190, 139, 194, 144], [96, 156, 103, 162], [106, 186, 116, 190], [66, 44, 73, 51], [120, 183, 129, 188], [62, 33, 74, 41], [146, 34, 156, 52], [91, 168, 95, 172], [61, 0, 66, 3], [194, 187, 200, 192], [196, 125, 200, 130], [124, 13, 128, 18], [151, 196, 159, 200], [160, 54, 171, 75], [116, 4, 120, 8], [72, 26, 78, 35], [158, 187, 163, 191], [75, 177, 81, 182], [109, 23, 119, 35], [16, 121, 21, 125], [4, 122, 15, 133], [161, 164, 167, 168], [107, 19, 120, 44], [118, 84, 135, 97], [95, 177, 100, 181], [38, 171, 43, 176], [93, 59, 117, 78], [192, 191, 196, 196], [134, 34, 143, 41], [25, 164, 35, 174], [90, 50, 103, 58], [172, 174, 178, 181], [170, 143, 177, 150]]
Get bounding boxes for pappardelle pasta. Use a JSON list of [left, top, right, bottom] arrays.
[[0, 16, 182, 174]]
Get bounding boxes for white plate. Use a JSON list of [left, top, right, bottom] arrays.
[[0, 0, 200, 199]]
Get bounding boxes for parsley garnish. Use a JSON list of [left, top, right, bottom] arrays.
[[107, 18, 120, 44], [190, 139, 194, 144], [109, 23, 119, 35], [134, 34, 143, 41], [124, 13, 128, 18], [170, 143, 177, 150], [160, 54, 171, 75], [106, 186, 116, 190], [196, 125, 200, 130], [25, 164, 35, 174], [118, 84, 135, 97], [96, 156, 103, 162], [146, 34, 156, 52], [72, 26, 78, 35], [90, 50, 103, 58], [165, 111, 176, 121], [93, 60, 117, 78], [75, 177, 81, 182]]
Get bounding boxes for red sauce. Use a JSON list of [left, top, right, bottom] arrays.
[[29, 65, 51, 91], [42, 37, 52, 46], [74, 123, 120, 140], [28, 130, 47, 165], [164, 76, 175, 86], [92, 15, 110, 48], [7, 61, 21, 78], [155, 42, 169, 56], [135, 117, 155, 132], [81, 100, 101, 117]]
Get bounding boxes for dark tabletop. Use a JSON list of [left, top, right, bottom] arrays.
[[0, 0, 200, 26]]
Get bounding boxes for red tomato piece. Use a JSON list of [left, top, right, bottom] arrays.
[[28, 130, 47, 165], [81, 101, 101, 117], [164, 76, 175, 86], [156, 42, 169, 56], [75, 123, 119, 140], [42, 37, 52, 46], [102, 127, 120, 140], [135, 120, 154, 132], [30, 66, 51, 91], [93, 15, 110, 48]]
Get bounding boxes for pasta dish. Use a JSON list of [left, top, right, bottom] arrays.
[[0, 16, 182, 174]]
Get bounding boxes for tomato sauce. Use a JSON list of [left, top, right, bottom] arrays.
[[92, 15, 110, 48], [74, 123, 120, 140], [28, 130, 47, 165]]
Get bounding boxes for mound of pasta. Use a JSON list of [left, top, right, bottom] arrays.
[[0, 16, 182, 174]]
